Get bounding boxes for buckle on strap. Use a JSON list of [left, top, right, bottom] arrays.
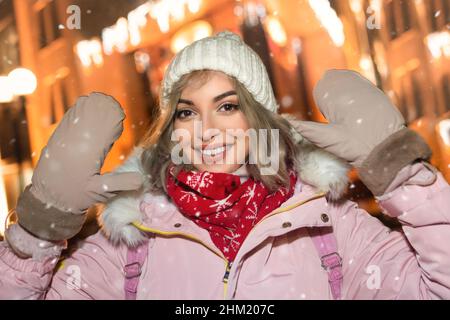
[[124, 262, 142, 279], [320, 252, 342, 271]]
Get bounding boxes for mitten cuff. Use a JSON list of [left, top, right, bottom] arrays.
[[16, 185, 86, 241], [358, 128, 432, 196]]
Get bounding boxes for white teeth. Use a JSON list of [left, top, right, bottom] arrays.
[[202, 146, 226, 156]]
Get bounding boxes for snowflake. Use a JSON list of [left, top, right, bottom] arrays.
[[242, 184, 257, 205], [224, 230, 241, 252], [210, 194, 233, 213], [179, 190, 198, 203], [277, 186, 287, 197], [281, 96, 293, 108], [186, 171, 214, 191], [245, 202, 258, 221]]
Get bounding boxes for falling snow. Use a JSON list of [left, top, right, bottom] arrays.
[[281, 95, 294, 108]]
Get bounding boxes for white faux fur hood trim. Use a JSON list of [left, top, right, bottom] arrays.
[[98, 143, 350, 247]]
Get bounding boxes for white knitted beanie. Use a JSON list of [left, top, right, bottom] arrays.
[[159, 30, 279, 113]]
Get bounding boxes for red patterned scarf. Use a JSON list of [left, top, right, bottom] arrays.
[[166, 165, 297, 262]]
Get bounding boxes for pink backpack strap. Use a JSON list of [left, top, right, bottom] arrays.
[[123, 230, 343, 300], [308, 227, 343, 300], [123, 241, 149, 300]]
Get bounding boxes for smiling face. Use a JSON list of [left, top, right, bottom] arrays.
[[173, 71, 250, 173]]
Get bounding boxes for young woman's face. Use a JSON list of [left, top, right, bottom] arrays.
[[173, 71, 250, 173]]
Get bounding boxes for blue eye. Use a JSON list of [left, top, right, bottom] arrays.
[[219, 103, 239, 112]]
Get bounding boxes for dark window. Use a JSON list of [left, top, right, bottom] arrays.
[[61, 77, 70, 113], [49, 0, 61, 40], [400, 0, 411, 32], [399, 84, 410, 122], [385, 0, 416, 40], [427, 0, 448, 31], [443, 0, 450, 24], [37, 8, 47, 49], [386, 1, 398, 40], [0, 100, 31, 162], [49, 83, 57, 125], [443, 74, 450, 112], [430, 0, 439, 31], [411, 72, 423, 118], [37, 0, 61, 49]]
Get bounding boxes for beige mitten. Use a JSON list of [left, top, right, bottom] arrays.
[[10, 92, 143, 243], [291, 70, 431, 195]]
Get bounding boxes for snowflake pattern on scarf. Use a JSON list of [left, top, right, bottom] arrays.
[[166, 165, 298, 262]]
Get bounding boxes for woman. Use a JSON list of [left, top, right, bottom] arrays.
[[1, 31, 450, 300]]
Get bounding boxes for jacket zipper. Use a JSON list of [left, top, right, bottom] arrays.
[[222, 261, 232, 298], [132, 191, 326, 299]]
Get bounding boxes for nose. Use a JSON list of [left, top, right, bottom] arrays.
[[199, 113, 221, 143]]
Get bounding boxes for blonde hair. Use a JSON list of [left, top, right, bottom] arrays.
[[139, 70, 299, 194]]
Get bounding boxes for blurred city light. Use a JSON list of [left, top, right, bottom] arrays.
[[426, 31, 450, 59], [7, 68, 37, 96], [170, 20, 213, 53], [76, 38, 104, 68], [308, 0, 345, 47], [439, 119, 450, 146], [266, 15, 287, 46]]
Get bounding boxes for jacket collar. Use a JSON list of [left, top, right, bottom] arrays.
[[99, 141, 348, 248], [131, 180, 331, 261]]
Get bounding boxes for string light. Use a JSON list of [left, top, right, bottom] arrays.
[[75, 39, 104, 67], [100, 0, 203, 55], [426, 31, 450, 59], [308, 0, 345, 47]]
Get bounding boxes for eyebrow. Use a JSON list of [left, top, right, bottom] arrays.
[[178, 90, 237, 106]]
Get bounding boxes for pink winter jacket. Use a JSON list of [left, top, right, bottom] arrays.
[[1, 148, 450, 300]]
